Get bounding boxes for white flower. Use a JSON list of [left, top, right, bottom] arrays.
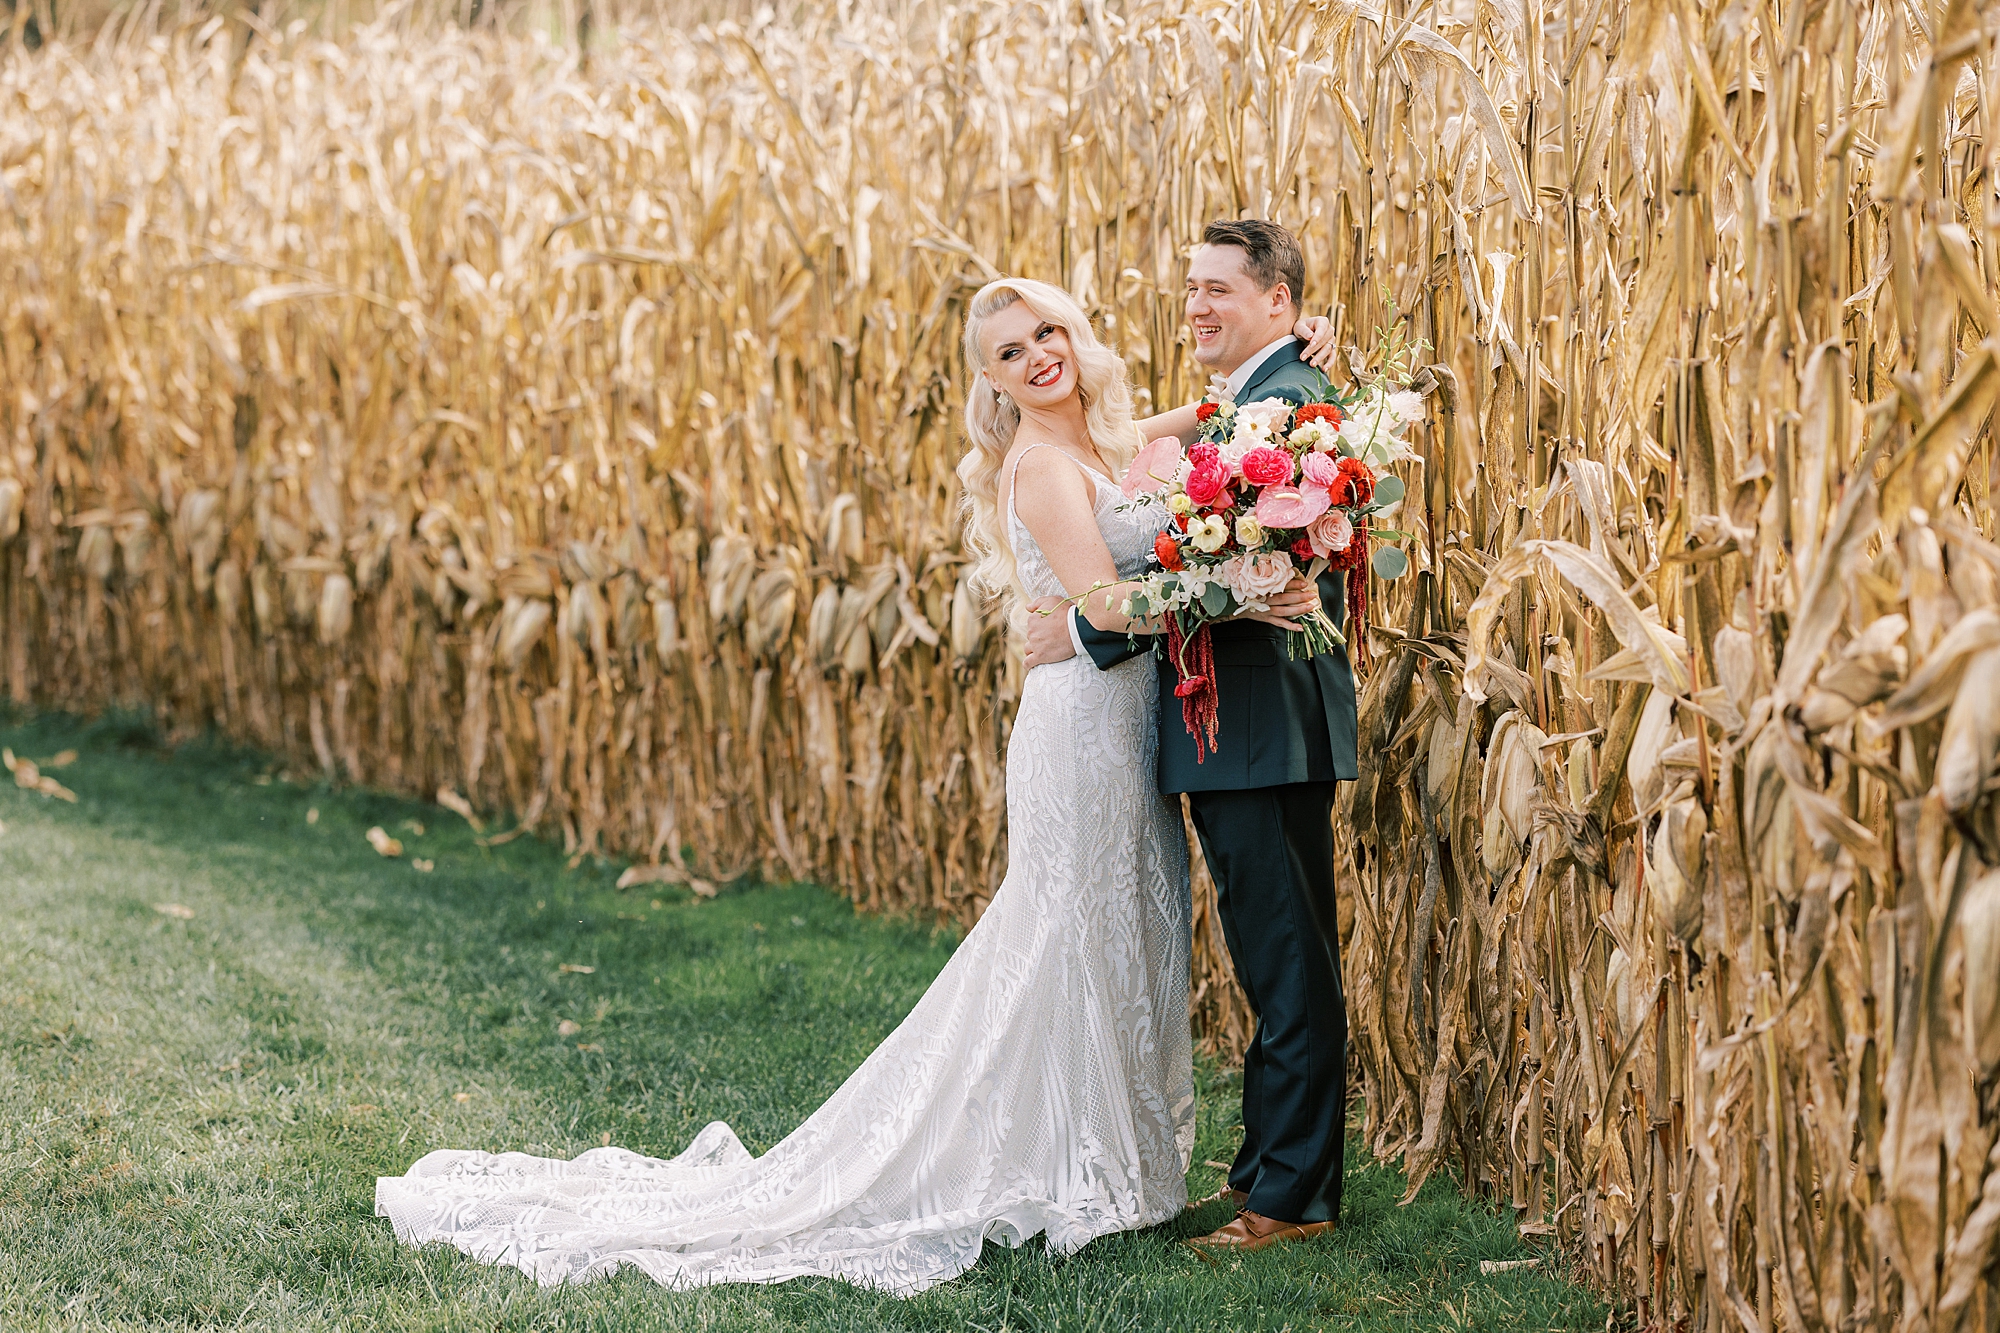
[[1288, 420, 1333, 452], [1237, 397, 1294, 432], [1369, 435, 1421, 469], [1206, 375, 1236, 406], [1167, 492, 1194, 515], [1337, 399, 1394, 459], [1234, 515, 1265, 548], [1189, 515, 1230, 554], [1388, 389, 1426, 423], [1228, 414, 1273, 452]]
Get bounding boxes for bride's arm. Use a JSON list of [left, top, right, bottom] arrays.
[[1011, 449, 1161, 635], [1134, 402, 1202, 447]]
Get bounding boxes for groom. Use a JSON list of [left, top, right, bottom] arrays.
[[1026, 218, 1357, 1253]]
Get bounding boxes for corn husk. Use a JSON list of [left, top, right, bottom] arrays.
[[3, 8, 1998, 1323]]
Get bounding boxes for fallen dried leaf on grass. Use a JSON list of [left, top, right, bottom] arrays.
[[3, 749, 78, 802], [435, 786, 483, 832], [306, 808, 319, 825], [558, 963, 595, 974], [556, 1019, 581, 1036], [365, 827, 403, 857], [616, 862, 718, 897], [451, 1092, 471, 1103], [152, 903, 194, 919], [8, 6, 1999, 1323], [411, 858, 434, 872], [1479, 1259, 1543, 1275]]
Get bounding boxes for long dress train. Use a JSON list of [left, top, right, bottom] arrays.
[[375, 444, 1193, 1295]]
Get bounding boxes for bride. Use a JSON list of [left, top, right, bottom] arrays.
[[375, 277, 1324, 1295]]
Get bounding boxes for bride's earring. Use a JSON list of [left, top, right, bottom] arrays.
[[994, 386, 1012, 410]]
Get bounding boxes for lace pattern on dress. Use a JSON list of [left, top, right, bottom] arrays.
[[375, 443, 1192, 1297]]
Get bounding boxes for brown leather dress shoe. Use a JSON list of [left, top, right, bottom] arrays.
[[1186, 1209, 1335, 1253]]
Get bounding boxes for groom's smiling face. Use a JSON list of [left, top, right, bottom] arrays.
[[1185, 244, 1296, 377]]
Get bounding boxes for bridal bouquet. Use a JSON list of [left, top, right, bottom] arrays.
[[1116, 375, 1419, 760]]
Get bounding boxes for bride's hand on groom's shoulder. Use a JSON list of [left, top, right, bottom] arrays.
[[1021, 597, 1078, 670], [1294, 315, 1337, 372]]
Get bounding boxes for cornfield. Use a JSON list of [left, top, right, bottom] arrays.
[[5, 0, 2000, 1324]]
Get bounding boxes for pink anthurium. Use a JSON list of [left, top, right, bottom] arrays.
[[1254, 482, 1332, 529], [1121, 436, 1185, 498]]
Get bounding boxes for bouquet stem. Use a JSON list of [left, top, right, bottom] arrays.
[[1285, 606, 1346, 661]]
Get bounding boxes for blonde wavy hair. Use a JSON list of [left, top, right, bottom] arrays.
[[956, 278, 1141, 617]]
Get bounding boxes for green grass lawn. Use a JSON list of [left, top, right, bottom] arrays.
[[0, 710, 1611, 1332]]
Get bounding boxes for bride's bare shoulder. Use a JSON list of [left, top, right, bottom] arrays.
[[1009, 444, 1089, 503], [1005, 442, 1083, 485]]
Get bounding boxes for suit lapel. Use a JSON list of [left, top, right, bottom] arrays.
[[1237, 340, 1308, 403]]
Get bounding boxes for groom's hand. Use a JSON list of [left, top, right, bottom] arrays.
[[1021, 597, 1077, 670]]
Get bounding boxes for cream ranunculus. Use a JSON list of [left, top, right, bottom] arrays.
[[1288, 420, 1332, 452], [1189, 515, 1230, 553], [1167, 492, 1194, 515], [1234, 515, 1265, 548]]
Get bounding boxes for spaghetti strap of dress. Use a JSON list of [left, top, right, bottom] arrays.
[[1005, 443, 1113, 552]]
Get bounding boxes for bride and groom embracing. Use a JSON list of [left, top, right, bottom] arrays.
[[375, 218, 1359, 1296]]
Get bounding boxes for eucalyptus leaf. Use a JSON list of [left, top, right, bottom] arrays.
[[1372, 546, 1410, 579], [1200, 583, 1232, 617], [1373, 475, 1406, 507]]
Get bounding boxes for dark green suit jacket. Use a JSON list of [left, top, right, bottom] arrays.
[[1078, 341, 1360, 794]]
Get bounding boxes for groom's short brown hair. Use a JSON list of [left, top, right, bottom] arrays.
[[1201, 219, 1304, 312]]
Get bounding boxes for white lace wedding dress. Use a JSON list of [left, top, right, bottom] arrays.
[[375, 444, 1193, 1295]]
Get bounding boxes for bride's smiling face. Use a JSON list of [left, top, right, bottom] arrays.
[[981, 301, 1077, 411]]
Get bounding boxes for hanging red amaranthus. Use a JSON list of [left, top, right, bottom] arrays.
[[1330, 525, 1369, 669], [1166, 617, 1219, 762]]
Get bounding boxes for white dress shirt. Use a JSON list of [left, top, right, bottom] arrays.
[[1065, 333, 1301, 657]]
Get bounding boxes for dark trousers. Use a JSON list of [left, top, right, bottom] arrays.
[[1187, 781, 1346, 1225]]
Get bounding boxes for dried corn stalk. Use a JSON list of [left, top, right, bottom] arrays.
[[3, 1, 2000, 1321]]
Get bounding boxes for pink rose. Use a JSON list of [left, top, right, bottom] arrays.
[[1255, 483, 1332, 530], [1299, 452, 1340, 489], [1239, 446, 1293, 489], [1308, 509, 1354, 557], [1184, 458, 1229, 508], [1187, 442, 1220, 468]]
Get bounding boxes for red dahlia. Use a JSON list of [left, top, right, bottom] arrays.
[[1295, 403, 1343, 427], [1195, 402, 1220, 422], [1330, 456, 1374, 506]]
